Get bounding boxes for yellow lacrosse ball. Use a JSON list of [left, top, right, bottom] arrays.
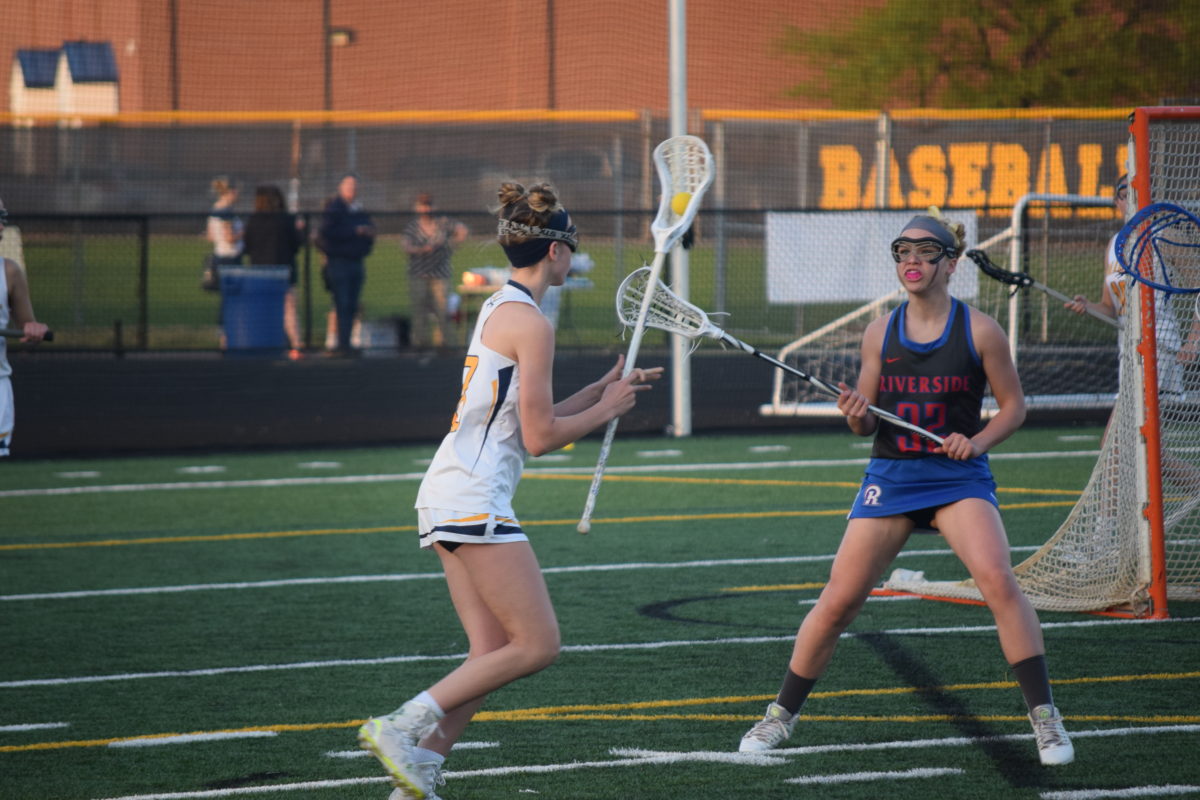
[[671, 191, 691, 216]]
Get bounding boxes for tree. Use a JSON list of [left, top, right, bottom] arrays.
[[778, 0, 1200, 108]]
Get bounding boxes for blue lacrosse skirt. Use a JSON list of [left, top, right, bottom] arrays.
[[848, 455, 998, 521]]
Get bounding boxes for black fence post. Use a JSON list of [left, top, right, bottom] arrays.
[[302, 212, 313, 350], [137, 215, 150, 349]]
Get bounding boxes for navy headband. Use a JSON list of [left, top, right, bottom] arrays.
[[901, 215, 958, 253], [499, 208, 577, 268]]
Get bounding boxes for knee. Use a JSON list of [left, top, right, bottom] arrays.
[[528, 633, 561, 672], [517, 630, 561, 674], [809, 593, 865, 634], [973, 566, 1023, 604]]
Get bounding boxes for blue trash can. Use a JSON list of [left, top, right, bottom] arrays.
[[220, 266, 289, 354]]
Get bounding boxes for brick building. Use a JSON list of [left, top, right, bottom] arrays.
[[3, 1, 836, 114]]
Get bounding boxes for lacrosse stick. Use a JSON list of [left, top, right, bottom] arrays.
[[966, 249, 1119, 327], [1, 327, 54, 341], [1115, 202, 1200, 295], [577, 135, 715, 534], [616, 267, 946, 447]]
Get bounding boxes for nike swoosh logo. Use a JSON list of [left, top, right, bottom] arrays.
[[886, 357, 901, 363]]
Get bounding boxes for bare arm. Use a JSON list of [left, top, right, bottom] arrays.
[[1066, 253, 1120, 320], [485, 303, 653, 456], [5, 260, 48, 342], [950, 308, 1025, 459], [837, 315, 887, 437], [553, 354, 663, 417]]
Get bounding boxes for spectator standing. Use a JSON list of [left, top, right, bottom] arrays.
[[402, 193, 467, 352], [244, 184, 306, 358], [0, 196, 50, 457], [318, 174, 375, 356], [206, 176, 244, 268]]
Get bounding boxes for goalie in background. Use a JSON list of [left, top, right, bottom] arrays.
[[1065, 173, 1200, 519], [738, 209, 1074, 766], [1065, 173, 1129, 324], [355, 182, 662, 800], [0, 196, 50, 457]]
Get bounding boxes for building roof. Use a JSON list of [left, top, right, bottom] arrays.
[[62, 41, 118, 83], [15, 49, 59, 88]]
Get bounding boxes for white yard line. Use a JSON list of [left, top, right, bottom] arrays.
[[0, 721, 70, 732], [6, 616, 1196, 690], [1042, 786, 1200, 800], [325, 740, 498, 759], [11, 547, 1056, 602], [88, 725, 1200, 800], [784, 766, 964, 785], [109, 731, 278, 748], [1, 449, 1100, 498]]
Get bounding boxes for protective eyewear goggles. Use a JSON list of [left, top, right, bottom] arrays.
[[890, 237, 956, 264]]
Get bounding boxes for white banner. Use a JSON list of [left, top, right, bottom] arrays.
[[766, 211, 979, 304]]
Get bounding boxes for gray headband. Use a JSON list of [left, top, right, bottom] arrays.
[[901, 215, 958, 250]]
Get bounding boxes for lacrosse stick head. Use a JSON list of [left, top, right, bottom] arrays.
[[615, 266, 721, 341], [1115, 202, 1200, 295], [650, 135, 715, 253], [966, 248, 1033, 290]]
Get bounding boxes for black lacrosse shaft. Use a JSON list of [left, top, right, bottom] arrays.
[[0, 327, 54, 341], [717, 332, 944, 445], [967, 249, 1118, 327]]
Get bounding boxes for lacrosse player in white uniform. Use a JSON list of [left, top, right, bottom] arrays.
[[358, 182, 662, 800], [1, 197, 50, 457]]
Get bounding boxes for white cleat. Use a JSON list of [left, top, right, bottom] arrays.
[[738, 701, 797, 752], [388, 759, 444, 800], [358, 700, 442, 798], [1029, 703, 1074, 766]]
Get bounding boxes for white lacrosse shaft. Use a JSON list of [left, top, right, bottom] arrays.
[[577, 135, 716, 534], [615, 267, 946, 448], [1034, 280, 1120, 327]]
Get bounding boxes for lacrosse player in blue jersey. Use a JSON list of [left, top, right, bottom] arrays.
[[739, 209, 1073, 767]]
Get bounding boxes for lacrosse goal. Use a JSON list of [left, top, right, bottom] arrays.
[[881, 107, 1200, 617]]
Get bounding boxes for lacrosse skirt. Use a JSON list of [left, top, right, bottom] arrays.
[[848, 455, 998, 523]]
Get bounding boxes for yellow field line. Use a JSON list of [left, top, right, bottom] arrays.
[[476, 712, 1200, 724], [4, 670, 1196, 754], [523, 473, 1081, 496], [0, 498, 1080, 551], [722, 582, 827, 592], [526, 474, 862, 489]]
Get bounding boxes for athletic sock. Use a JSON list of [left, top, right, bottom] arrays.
[[776, 669, 818, 715], [411, 747, 445, 766], [1010, 654, 1054, 711], [392, 690, 445, 718]]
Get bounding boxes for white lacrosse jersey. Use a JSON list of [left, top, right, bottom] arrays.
[[415, 281, 539, 517], [1104, 235, 1130, 317], [0, 260, 11, 379], [1106, 234, 1185, 393]]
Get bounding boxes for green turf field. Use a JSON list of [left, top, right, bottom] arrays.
[[2, 427, 1198, 799], [21, 225, 812, 353]]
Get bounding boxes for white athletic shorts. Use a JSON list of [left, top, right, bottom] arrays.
[[416, 507, 528, 550], [0, 377, 12, 457]]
